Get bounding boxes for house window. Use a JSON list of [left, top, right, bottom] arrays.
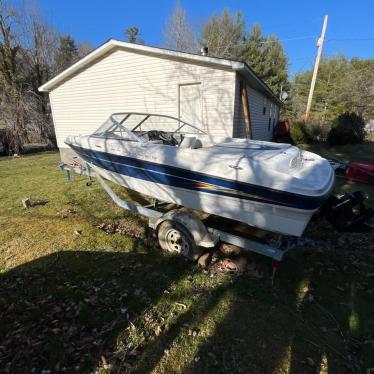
[[263, 98, 267, 115], [268, 103, 273, 131]]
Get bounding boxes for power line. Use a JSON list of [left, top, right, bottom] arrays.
[[253, 17, 324, 35], [260, 35, 317, 44], [327, 38, 374, 42], [262, 36, 374, 45], [281, 35, 318, 42]]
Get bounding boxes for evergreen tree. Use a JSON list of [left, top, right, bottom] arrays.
[[241, 24, 289, 96]]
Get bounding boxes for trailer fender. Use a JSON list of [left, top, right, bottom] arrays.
[[149, 210, 218, 248]]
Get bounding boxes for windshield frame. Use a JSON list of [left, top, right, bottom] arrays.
[[92, 112, 207, 143]]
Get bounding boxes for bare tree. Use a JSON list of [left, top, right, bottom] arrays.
[[78, 42, 94, 59], [0, 0, 59, 153], [163, 1, 197, 53], [0, 0, 27, 153], [0, 0, 19, 94], [17, 2, 59, 146], [200, 9, 245, 59]]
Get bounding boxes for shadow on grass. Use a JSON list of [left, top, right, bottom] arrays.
[[0, 241, 371, 372], [0, 248, 192, 372], [133, 245, 371, 373]]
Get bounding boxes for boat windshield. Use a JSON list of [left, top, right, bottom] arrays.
[[92, 112, 206, 144]]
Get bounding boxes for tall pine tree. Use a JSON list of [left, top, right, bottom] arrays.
[[241, 24, 288, 96]]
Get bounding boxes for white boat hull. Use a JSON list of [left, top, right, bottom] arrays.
[[91, 163, 315, 236]]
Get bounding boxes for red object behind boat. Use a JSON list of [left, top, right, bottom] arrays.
[[274, 120, 290, 136], [346, 162, 374, 185]]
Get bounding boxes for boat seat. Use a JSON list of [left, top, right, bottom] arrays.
[[192, 139, 203, 149], [179, 136, 203, 149]]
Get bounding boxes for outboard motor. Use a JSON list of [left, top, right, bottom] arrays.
[[319, 191, 374, 232]]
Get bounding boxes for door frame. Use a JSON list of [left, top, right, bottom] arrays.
[[177, 82, 203, 125]]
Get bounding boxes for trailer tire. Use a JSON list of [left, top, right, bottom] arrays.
[[157, 220, 200, 260]]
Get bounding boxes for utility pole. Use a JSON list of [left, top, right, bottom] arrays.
[[304, 15, 328, 122]]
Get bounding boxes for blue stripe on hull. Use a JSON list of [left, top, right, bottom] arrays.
[[70, 145, 322, 211]]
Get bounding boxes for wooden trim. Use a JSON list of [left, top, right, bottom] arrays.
[[239, 80, 253, 139]]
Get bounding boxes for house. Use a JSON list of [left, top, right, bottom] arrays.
[[39, 39, 281, 161]]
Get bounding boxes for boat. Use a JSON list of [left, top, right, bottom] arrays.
[[65, 112, 335, 237]]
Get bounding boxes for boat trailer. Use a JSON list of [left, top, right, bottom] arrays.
[[60, 161, 373, 280]]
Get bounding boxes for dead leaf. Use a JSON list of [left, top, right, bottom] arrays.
[[175, 302, 187, 309], [129, 321, 136, 332], [164, 324, 171, 332], [101, 356, 111, 370], [154, 325, 161, 336]]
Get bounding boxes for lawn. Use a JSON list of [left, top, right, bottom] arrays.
[[0, 146, 373, 373]]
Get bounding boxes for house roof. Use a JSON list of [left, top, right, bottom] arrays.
[[39, 39, 280, 104]]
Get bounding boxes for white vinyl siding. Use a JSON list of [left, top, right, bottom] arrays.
[[246, 86, 268, 140], [50, 48, 236, 148], [232, 78, 247, 138], [232, 77, 279, 140]]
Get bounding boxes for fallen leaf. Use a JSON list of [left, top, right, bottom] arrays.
[[154, 325, 161, 336], [101, 355, 111, 370], [175, 302, 187, 309]]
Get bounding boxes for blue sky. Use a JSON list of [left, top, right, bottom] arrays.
[[36, 0, 374, 75]]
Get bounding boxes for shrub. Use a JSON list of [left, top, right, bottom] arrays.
[[308, 123, 330, 142], [327, 112, 366, 146], [290, 121, 313, 144]]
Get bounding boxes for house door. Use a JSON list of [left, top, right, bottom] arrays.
[[179, 83, 203, 131]]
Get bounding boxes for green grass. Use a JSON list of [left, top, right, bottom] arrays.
[[0, 150, 374, 373]]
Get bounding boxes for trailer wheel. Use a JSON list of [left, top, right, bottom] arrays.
[[157, 220, 198, 260]]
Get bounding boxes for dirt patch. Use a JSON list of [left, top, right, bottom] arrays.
[[95, 219, 154, 247], [57, 208, 78, 219], [198, 243, 269, 279]]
